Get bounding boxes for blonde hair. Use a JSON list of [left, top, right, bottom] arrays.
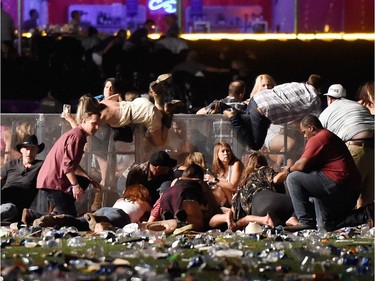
[[15, 122, 35, 143], [239, 152, 268, 187], [182, 152, 207, 171], [76, 95, 102, 124], [249, 74, 276, 99]]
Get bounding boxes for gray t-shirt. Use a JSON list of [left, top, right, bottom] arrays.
[[319, 98, 374, 142]]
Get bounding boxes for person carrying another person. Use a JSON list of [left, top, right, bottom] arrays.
[[284, 115, 373, 232], [224, 74, 323, 150], [22, 107, 102, 225], [0, 135, 44, 223], [196, 80, 247, 114], [319, 84, 374, 208], [209, 152, 293, 231]]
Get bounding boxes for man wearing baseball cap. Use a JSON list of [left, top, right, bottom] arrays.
[[119, 150, 177, 204], [319, 84, 374, 208], [0, 134, 44, 223]]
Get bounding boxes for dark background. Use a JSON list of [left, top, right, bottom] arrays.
[[1, 37, 374, 113]]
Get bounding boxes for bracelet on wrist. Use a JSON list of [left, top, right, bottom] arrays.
[[214, 177, 219, 183], [287, 167, 291, 174], [71, 182, 79, 187]]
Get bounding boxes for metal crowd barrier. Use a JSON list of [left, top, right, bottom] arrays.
[[1, 113, 299, 214]]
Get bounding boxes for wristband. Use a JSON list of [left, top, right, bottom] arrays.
[[287, 167, 291, 174], [214, 177, 219, 183], [71, 182, 79, 187]]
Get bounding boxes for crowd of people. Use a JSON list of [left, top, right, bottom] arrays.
[[1, 71, 374, 235], [1, 5, 374, 233]]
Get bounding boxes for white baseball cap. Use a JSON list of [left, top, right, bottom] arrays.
[[324, 84, 346, 98]]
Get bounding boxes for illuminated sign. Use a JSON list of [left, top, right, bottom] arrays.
[[148, 0, 176, 13]]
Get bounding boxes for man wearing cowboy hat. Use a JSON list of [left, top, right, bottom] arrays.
[[0, 134, 44, 223]]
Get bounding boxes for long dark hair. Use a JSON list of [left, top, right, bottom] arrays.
[[239, 152, 268, 187]]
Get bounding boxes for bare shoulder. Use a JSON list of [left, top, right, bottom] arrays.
[[233, 160, 244, 169], [100, 99, 118, 106]]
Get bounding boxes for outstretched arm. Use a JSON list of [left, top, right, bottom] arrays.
[[61, 112, 78, 128], [224, 110, 256, 149]]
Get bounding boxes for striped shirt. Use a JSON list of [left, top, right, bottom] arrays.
[[253, 82, 321, 124]]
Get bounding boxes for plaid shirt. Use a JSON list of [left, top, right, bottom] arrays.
[[253, 82, 321, 124]]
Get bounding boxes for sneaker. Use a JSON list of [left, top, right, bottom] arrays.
[[21, 208, 35, 226], [283, 223, 317, 232]]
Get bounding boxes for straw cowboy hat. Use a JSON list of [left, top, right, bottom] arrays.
[[139, 219, 178, 234], [16, 134, 45, 153], [244, 222, 263, 234]]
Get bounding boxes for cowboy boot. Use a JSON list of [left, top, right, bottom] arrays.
[[162, 112, 174, 129], [84, 213, 111, 231], [91, 190, 103, 212]]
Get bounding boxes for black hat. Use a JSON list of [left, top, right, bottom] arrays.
[[150, 151, 177, 168], [16, 134, 45, 153]]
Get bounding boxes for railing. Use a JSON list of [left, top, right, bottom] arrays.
[[1, 113, 299, 214]]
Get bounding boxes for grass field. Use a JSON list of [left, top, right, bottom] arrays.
[[1, 225, 374, 280]]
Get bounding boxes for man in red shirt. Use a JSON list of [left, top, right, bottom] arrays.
[[23, 110, 102, 224], [284, 114, 372, 232]]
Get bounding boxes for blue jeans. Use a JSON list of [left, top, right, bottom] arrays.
[[286, 171, 360, 230], [229, 99, 270, 150], [74, 207, 130, 230], [93, 207, 130, 228], [28, 207, 131, 231]]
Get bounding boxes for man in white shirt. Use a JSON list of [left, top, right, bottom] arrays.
[[319, 84, 374, 208]]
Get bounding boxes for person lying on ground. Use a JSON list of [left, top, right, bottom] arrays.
[[32, 184, 152, 232]]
